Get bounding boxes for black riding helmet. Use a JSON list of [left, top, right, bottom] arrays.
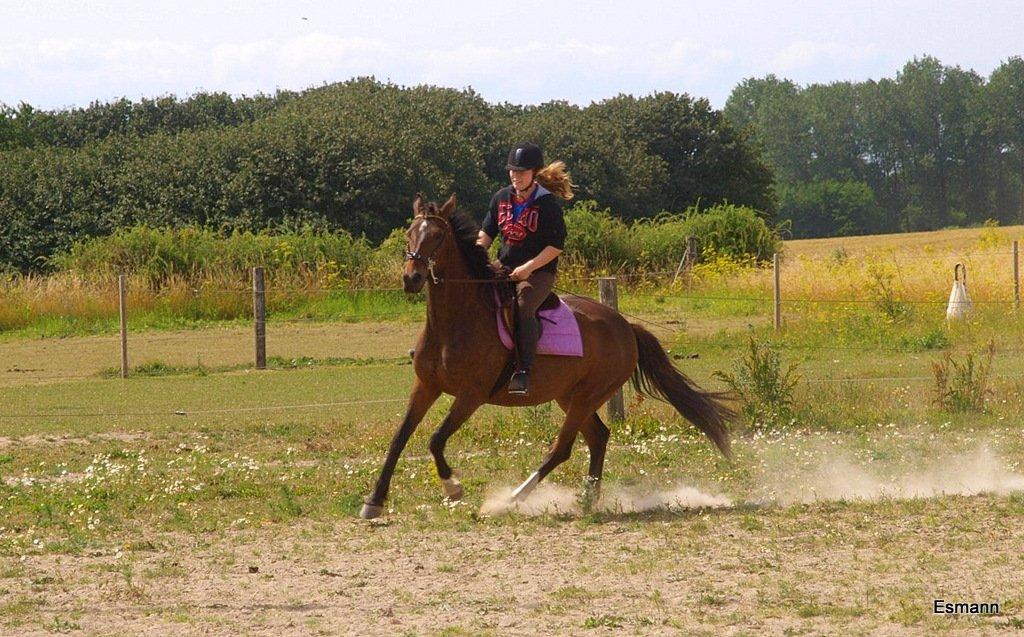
[[506, 142, 544, 171]]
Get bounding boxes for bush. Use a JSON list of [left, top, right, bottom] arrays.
[[51, 225, 374, 288], [713, 337, 801, 429], [630, 213, 691, 270], [564, 200, 780, 272], [562, 200, 636, 270], [932, 341, 995, 412], [678, 203, 780, 262], [43, 200, 780, 287]]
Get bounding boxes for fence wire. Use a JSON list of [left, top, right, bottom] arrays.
[[2, 243, 1021, 420]]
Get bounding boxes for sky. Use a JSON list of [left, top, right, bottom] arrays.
[[2, 0, 1022, 111]]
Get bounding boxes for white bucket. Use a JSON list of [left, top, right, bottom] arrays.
[[945, 263, 973, 321]]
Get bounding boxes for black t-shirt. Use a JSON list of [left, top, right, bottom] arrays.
[[481, 184, 566, 274]]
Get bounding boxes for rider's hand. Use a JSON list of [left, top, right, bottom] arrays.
[[509, 264, 534, 281]]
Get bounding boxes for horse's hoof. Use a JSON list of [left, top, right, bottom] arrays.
[[441, 470, 463, 500], [581, 477, 601, 513], [359, 503, 384, 519], [511, 471, 540, 503]]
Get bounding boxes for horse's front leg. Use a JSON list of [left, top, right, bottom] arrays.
[[429, 394, 486, 501], [360, 379, 441, 519]]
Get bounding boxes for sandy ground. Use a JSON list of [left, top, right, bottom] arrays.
[[5, 493, 1022, 637]]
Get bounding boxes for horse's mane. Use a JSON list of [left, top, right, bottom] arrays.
[[450, 211, 494, 280], [425, 201, 495, 281]]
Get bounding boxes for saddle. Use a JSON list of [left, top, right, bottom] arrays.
[[493, 286, 583, 358]]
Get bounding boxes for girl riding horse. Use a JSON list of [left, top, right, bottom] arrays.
[[359, 191, 733, 519], [478, 142, 573, 395]]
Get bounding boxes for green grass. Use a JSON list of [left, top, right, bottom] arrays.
[[0, 288, 428, 341], [98, 355, 412, 378], [0, 350, 1022, 554]]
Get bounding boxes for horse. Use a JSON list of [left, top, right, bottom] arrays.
[[359, 194, 734, 519]]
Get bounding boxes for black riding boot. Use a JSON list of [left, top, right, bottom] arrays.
[[509, 314, 539, 395]]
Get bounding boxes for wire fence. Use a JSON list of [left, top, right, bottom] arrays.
[[1, 243, 1022, 419]]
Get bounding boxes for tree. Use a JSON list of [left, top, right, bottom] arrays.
[[724, 76, 811, 184], [987, 57, 1024, 223], [0, 78, 775, 272], [592, 92, 776, 215], [777, 179, 879, 238]]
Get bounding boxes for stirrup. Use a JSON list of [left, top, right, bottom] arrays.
[[508, 370, 530, 395]]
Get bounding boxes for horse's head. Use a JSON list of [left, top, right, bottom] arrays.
[[403, 194, 456, 293]]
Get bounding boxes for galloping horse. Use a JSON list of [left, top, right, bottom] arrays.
[[359, 195, 733, 519]]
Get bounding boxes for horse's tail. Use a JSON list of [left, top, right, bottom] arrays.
[[630, 323, 734, 459]]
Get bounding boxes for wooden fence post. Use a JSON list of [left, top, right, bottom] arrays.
[[598, 277, 625, 422], [119, 274, 128, 378], [1014, 240, 1020, 311], [253, 267, 266, 370], [773, 253, 782, 331], [672, 236, 699, 286]]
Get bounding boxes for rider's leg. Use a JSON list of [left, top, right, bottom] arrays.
[[509, 270, 555, 394]]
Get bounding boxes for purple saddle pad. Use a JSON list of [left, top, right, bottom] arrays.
[[496, 298, 584, 357]]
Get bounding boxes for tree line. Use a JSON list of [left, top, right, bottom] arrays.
[[0, 78, 773, 273], [724, 56, 1024, 238]]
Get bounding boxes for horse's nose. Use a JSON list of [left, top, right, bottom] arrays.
[[403, 271, 424, 293]]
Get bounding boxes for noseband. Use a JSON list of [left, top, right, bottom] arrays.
[[404, 214, 450, 285]]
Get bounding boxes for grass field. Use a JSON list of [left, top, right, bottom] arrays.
[[2, 226, 1024, 635]]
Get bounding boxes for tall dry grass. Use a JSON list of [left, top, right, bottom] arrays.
[[1, 223, 1021, 337], [698, 224, 1024, 305]]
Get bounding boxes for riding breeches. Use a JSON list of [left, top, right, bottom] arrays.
[[514, 270, 555, 371]]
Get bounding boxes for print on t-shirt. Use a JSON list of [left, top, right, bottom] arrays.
[[496, 200, 539, 245]]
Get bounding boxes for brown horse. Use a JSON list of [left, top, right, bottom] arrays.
[[359, 195, 733, 519]]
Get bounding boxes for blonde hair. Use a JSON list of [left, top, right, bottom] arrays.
[[535, 161, 575, 200]]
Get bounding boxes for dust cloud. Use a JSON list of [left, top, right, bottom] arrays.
[[597, 484, 732, 512], [479, 482, 731, 517], [479, 445, 1024, 516], [479, 483, 581, 516], [754, 444, 1024, 505]]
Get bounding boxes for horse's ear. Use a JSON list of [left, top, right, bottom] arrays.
[[412, 194, 424, 218], [439, 193, 457, 218]]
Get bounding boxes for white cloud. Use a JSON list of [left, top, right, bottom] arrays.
[[644, 39, 737, 80], [276, 33, 396, 67], [0, 1, 1019, 109], [0, 32, 875, 109], [771, 40, 881, 72]]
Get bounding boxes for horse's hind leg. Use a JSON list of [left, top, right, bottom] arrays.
[[510, 422, 579, 501], [556, 398, 611, 494], [510, 400, 594, 501], [429, 395, 484, 501]]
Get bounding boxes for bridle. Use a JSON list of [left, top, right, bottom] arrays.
[[404, 212, 512, 288], [404, 214, 450, 285]]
